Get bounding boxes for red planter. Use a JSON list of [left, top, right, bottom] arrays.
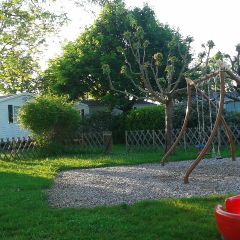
[[214, 195, 240, 240]]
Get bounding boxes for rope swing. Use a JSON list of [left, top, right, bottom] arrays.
[[195, 87, 205, 151], [195, 76, 222, 159], [214, 76, 222, 159], [207, 78, 216, 157]]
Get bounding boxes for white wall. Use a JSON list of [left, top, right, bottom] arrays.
[[133, 103, 156, 109], [0, 94, 33, 140], [74, 103, 90, 117], [224, 101, 240, 112]]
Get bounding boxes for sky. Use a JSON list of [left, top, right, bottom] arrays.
[[41, 0, 240, 69]]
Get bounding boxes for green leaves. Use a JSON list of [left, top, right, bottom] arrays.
[[0, 0, 68, 94], [126, 106, 165, 130], [143, 40, 150, 49], [102, 64, 111, 75], [135, 26, 144, 40], [18, 94, 81, 142], [206, 40, 215, 50], [120, 65, 128, 75], [123, 31, 131, 40], [153, 53, 163, 66]]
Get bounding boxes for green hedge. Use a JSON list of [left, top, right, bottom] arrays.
[[78, 101, 222, 144], [80, 112, 126, 144], [126, 106, 165, 130]]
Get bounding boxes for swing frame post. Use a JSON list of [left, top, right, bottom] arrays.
[[184, 70, 225, 183], [193, 84, 236, 162], [161, 81, 193, 165], [160, 68, 237, 183]]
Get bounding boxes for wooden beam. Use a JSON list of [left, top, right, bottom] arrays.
[[183, 70, 226, 184]]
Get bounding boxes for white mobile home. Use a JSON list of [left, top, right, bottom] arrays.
[[0, 93, 34, 140]]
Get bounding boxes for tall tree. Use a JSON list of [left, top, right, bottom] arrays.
[[223, 44, 240, 93], [224, 44, 240, 76], [43, 1, 190, 114], [103, 24, 193, 150], [0, 0, 68, 93]]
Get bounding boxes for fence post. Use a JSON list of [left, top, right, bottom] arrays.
[[103, 131, 112, 154]]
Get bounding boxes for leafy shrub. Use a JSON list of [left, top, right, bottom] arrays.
[[225, 112, 240, 125], [79, 111, 126, 144], [126, 106, 165, 130], [111, 114, 126, 143], [18, 95, 80, 142], [80, 111, 112, 132], [124, 101, 217, 132]]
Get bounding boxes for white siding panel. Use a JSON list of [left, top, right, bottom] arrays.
[[0, 95, 33, 140], [225, 101, 240, 113], [74, 103, 90, 116]]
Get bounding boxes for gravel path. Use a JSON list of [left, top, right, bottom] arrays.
[[48, 158, 240, 208]]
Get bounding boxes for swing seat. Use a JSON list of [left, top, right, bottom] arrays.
[[214, 195, 240, 240], [195, 143, 205, 150]]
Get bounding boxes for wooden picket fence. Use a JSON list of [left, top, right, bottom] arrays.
[[0, 136, 40, 160], [125, 125, 240, 151], [0, 131, 112, 161]]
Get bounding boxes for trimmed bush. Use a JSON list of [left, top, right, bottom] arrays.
[[18, 95, 81, 142], [112, 114, 126, 143], [80, 111, 112, 132], [126, 106, 165, 130], [79, 111, 126, 144]]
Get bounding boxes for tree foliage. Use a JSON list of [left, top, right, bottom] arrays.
[[43, 1, 189, 112], [126, 106, 165, 130], [18, 95, 80, 141], [0, 0, 67, 93]]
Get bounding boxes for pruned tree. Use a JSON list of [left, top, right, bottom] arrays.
[[223, 44, 240, 94], [224, 44, 240, 76], [102, 27, 215, 151], [203, 44, 240, 100]]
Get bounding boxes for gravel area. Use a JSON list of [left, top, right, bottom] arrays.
[[48, 158, 240, 208]]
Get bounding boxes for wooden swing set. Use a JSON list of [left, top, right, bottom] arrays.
[[161, 66, 240, 184]]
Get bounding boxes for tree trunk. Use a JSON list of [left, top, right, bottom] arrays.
[[165, 99, 173, 152]]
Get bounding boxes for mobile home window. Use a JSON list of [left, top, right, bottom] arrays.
[[81, 109, 85, 119], [8, 105, 13, 123], [8, 105, 20, 124]]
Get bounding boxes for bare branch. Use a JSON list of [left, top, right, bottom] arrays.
[[170, 57, 188, 94], [173, 70, 220, 96], [106, 72, 143, 99], [124, 71, 149, 94], [128, 38, 140, 64], [149, 62, 163, 93], [122, 52, 141, 75], [225, 69, 240, 86], [225, 93, 240, 102]]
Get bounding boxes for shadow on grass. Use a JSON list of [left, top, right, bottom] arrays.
[[0, 168, 224, 240], [1, 144, 234, 240]]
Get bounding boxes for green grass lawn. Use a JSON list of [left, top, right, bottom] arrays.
[[0, 146, 237, 240]]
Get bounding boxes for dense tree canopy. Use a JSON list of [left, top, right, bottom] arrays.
[[43, 0, 190, 112], [0, 0, 68, 93]]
